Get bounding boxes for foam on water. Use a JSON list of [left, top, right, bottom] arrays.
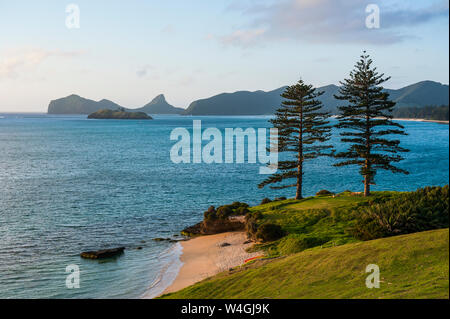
[[142, 242, 184, 298]]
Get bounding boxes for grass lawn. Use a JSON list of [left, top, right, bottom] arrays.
[[161, 228, 449, 299], [247, 192, 398, 255]]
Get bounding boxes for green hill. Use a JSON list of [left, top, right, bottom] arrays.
[[161, 228, 449, 299], [161, 189, 448, 299], [183, 81, 449, 115]]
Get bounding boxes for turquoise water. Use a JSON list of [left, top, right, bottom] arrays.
[[0, 114, 448, 298]]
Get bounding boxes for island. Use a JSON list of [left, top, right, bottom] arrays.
[[87, 108, 153, 120]]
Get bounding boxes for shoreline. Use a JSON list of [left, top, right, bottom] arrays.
[[329, 115, 449, 124], [392, 118, 449, 124], [155, 231, 261, 297]]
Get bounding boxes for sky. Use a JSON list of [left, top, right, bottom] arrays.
[[0, 0, 448, 112]]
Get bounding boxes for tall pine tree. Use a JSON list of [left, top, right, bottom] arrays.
[[259, 79, 333, 200], [334, 52, 409, 197]]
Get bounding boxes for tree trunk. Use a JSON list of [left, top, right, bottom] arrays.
[[364, 174, 370, 197], [364, 106, 371, 197], [296, 109, 303, 200], [296, 163, 303, 200]]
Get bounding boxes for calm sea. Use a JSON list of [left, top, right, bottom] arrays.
[[0, 114, 448, 298]]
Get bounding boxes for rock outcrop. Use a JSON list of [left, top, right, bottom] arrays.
[[80, 247, 125, 259]]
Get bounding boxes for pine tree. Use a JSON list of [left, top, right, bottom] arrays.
[[334, 52, 409, 197], [258, 79, 333, 200]]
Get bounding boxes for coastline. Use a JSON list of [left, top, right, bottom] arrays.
[[329, 115, 449, 124], [392, 118, 449, 124], [155, 231, 261, 297]]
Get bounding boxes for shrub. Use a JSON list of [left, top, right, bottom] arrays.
[[278, 235, 330, 255], [204, 210, 217, 221], [203, 206, 217, 220], [255, 223, 285, 242], [245, 211, 263, 238], [260, 198, 272, 205], [229, 202, 249, 209], [352, 185, 449, 240], [316, 190, 333, 196], [216, 206, 234, 219], [235, 206, 250, 216]]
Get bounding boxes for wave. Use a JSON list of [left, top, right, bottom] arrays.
[[141, 242, 184, 299]]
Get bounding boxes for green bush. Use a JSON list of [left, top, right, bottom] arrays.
[[278, 235, 330, 255], [235, 206, 250, 216], [255, 223, 285, 242], [229, 202, 249, 209], [245, 211, 263, 238], [216, 206, 234, 219], [204, 206, 217, 221], [203, 202, 250, 221], [352, 185, 449, 240], [260, 198, 272, 205], [316, 190, 333, 196]]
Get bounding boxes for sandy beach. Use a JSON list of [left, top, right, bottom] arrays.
[[161, 231, 261, 295]]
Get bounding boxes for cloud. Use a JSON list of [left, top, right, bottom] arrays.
[[219, 0, 449, 47], [0, 48, 84, 79], [220, 28, 267, 48]]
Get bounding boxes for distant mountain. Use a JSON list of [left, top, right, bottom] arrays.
[[48, 94, 182, 115], [135, 94, 184, 114], [183, 87, 287, 115], [48, 95, 125, 114], [183, 81, 449, 115], [387, 81, 449, 108], [48, 81, 448, 116]]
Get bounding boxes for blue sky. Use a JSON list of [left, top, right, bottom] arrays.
[[0, 0, 448, 112]]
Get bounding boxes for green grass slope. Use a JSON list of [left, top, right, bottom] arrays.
[[247, 192, 397, 255], [161, 228, 449, 299]]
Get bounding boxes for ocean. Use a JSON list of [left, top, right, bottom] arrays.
[[0, 114, 448, 298]]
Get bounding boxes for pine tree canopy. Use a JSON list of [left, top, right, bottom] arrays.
[[259, 79, 333, 199], [334, 52, 409, 196]]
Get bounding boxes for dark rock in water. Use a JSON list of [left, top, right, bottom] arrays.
[[80, 247, 125, 259], [152, 237, 172, 242], [220, 242, 231, 247], [136, 246, 143, 250], [140, 240, 146, 243]]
